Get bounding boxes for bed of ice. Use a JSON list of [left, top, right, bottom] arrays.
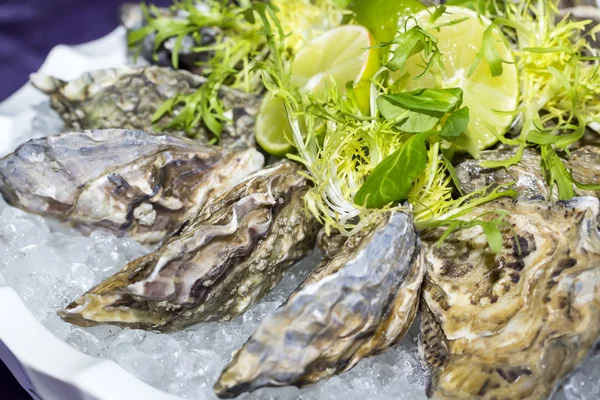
[[0, 102, 598, 400]]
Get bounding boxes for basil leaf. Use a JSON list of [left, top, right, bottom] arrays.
[[380, 88, 464, 114], [354, 131, 434, 208], [439, 107, 470, 141], [377, 88, 464, 133], [377, 95, 441, 132]]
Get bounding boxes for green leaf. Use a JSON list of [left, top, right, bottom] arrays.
[[425, 211, 508, 254], [468, 24, 511, 78], [441, 153, 464, 195], [480, 144, 525, 169], [541, 145, 574, 200], [385, 26, 443, 78], [439, 107, 470, 141], [377, 88, 464, 133], [445, 0, 505, 16], [525, 124, 584, 148], [380, 88, 464, 114], [429, 5, 447, 24], [128, 25, 155, 47], [354, 131, 434, 208]]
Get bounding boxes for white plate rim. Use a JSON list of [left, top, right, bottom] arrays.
[[0, 27, 181, 400]]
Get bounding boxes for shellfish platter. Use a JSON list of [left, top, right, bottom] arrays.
[[2, 1, 600, 400]]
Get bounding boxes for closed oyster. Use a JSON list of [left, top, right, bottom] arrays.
[[215, 211, 424, 398], [569, 145, 600, 197], [30, 66, 260, 149], [420, 197, 600, 399], [455, 147, 548, 199], [59, 161, 320, 331], [0, 129, 263, 244], [455, 145, 600, 199]]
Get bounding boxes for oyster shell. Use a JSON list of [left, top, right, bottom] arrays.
[[455, 145, 600, 199], [58, 161, 320, 331], [30, 66, 260, 150], [420, 197, 600, 399], [215, 211, 424, 398], [455, 147, 548, 199], [0, 129, 263, 244], [569, 145, 600, 197]]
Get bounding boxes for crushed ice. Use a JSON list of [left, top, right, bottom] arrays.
[[0, 103, 596, 400]]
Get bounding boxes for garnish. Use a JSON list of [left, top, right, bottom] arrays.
[[474, 0, 600, 199], [128, 0, 345, 142], [253, 3, 516, 240]]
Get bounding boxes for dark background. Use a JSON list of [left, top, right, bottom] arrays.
[[0, 0, 170, 101], [0, 0, 168, 399]]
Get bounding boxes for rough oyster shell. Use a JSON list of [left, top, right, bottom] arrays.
[[58, 161, 320, 332], [455, 145, 600, 199], [455, 147, 548, 199], [0, 129, 263, 244], [30, 66, 260, 150], [215, 211, 424, 398], [420, 197, 600, 399]]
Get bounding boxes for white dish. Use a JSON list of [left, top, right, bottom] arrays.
[[0, 27, 180, 400]]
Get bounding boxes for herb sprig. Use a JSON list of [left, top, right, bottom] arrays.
[[129, 0, 345, 142], [253, 3, 515, 241]]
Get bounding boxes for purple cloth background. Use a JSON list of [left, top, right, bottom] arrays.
[[0, 0, 169, 399], [0, 0, 171, 101]]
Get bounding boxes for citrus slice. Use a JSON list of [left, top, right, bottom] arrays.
[[290, 24, 379, 101], [255, 93, 296, 157], [396, 6, 519, 156], [255, 25, 379, 156], [351, 0, 426, 42]]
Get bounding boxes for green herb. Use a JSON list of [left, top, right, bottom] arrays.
[[253, 2, 515, 238], [430, 211, 509, 254], [383, 25, 443, 78], [354, 131, 434, 208], [541, 145, 574, 200], [479, 1, 600, 199], [439, 107, 470, 141], [445, 0, 506, 18], [468, 24, 512, 77], [355, 100, 471, 209], [377, 88, 464, 132], [379, 88, 464, 115]]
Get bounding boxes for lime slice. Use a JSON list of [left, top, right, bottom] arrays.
[[397, 6, 519, 156], [290, 25, 379, 100], [351, 0, 426, 42], [255, 93, 295, 157], [255, 25, 379, 156]]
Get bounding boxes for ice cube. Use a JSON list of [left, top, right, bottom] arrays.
[[66, 327, 100, 353], [42, 313, 72, 341]]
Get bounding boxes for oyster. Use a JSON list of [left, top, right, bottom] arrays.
[[0, 129, 263, 244], [420, 197, 600, 399], [455, 145, 600, 199], [569, 145, 600, 197], [215, 211, 424, 398], [30, 66, 260, 149], [120, 3, 221, 73], [455, 146, 548, 199], [59, 161, 320, 331]]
